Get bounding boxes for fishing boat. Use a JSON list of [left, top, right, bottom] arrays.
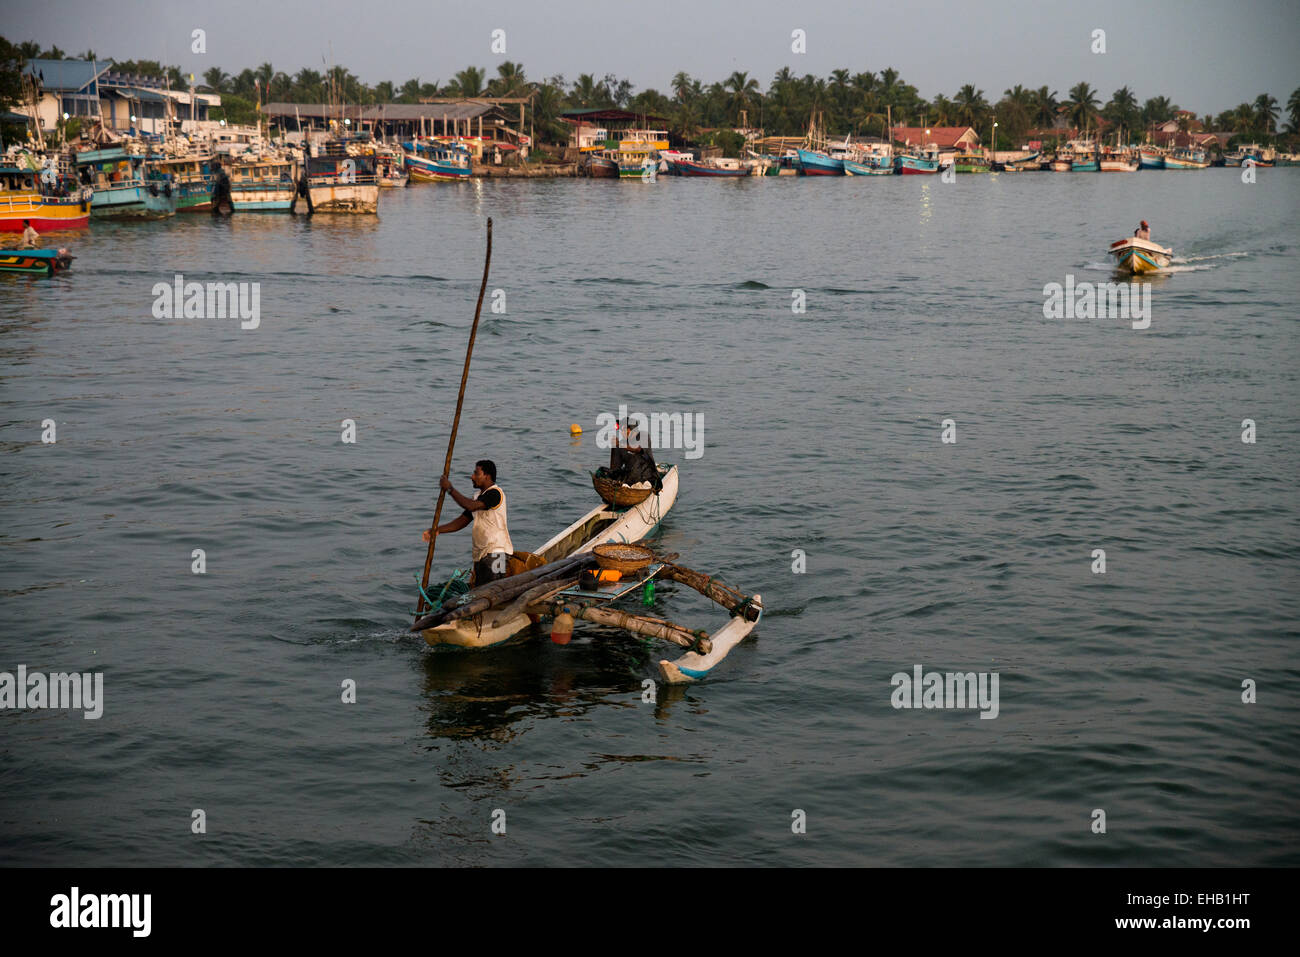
[[0, 247, 75, 276], [150, 153, 216, 211], [894, 145, 942, 174], [1002, 152, 1042, 172], [227, 156, 298, 211], [674, 157, 750, 177], [375, 146, 408, 187], [795, 148, 844, 175], [1163, 146, 1208, 170], [413, 464, 763, 683], [1137, 147, 1166, 170], [842, 156, 893, 175], [1070, 151, 1099, 172], [1108, 236, 1173, 274], [0, 163, 92, 232], [74, 146, 176, 219], [953, 151, 991, 173], [1045, 156, 1071, 172], [1099, 153, 1139, 172], [614, 130, 668, 179], [583, 152, 619, 178], [404, 139, 471, 182], [1224, 143, 1274, 167], [303, 144, 379, 213]]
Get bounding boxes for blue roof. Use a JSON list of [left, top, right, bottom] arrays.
[[23, 59, 110, 93]]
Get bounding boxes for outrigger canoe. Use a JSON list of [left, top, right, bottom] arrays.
[[0, 247, 74, 277], [413, 464, 763, 683], [1108, 236, 1173, 275]]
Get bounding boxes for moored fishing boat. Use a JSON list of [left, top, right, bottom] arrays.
[[1099, 153, 1139, 172], [674, 157, 750, 177], [1109, 236, 1173, 274], [227, 156, 298, 211], [954, 151, 990, 173], [894, 146, 942, 174], [375, 146, 408, 187], [1138, 147, 1166, 169], [1163, 146, 1208, 170], [304, 143, 379, 213], [842, 156, 893, 175], [0, 247, 75, 276], [150, 153, 216, 211], [614, 129, 667, 179], [74, 146, 176, 219], [796, 148, 844, 175], [1046, 156, 1071, 172], [0, 163, 92, 232], [1070, 153, 1099, 172], [404, 139, 471, 182], [584, 152, 619, 178]]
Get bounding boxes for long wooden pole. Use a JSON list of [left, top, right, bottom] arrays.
[[416, 217, 494, 616]]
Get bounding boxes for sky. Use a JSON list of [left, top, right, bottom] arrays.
[[3, 0, 1297, 116]]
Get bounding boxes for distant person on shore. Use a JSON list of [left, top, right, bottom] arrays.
[[18, 220, 39, 249], [421, 459, 514, 585], [1134, 220, 1151, 240]]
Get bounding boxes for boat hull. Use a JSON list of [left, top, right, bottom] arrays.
[[1109, 237, 1173, 274], [0, 192, 92, 232], [1099, 159, 1138, 172], [796, 149, 844, 175], [842, 159, 893, 176], [675, 159, 749, 177], [895, 154, 940, 174], [90, 184, 177, 219], [0, 248, 74, 276], [307, 183, 379, 213], [230, 185, 296, 211]]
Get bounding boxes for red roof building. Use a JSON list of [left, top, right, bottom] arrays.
[[890, 126, 980, 149]]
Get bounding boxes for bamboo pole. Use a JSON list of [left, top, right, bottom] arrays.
[[415, 217, 494, 616], [657, 564, 761, 621], [533, 604, 712, 654]]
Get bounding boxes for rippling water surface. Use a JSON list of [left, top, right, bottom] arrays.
[[2, 169, 1298, 865]]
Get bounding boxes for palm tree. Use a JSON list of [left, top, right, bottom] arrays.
[[725, 70, 759, 124], [1103, 86, 1139, 140], [294, 68, 323, 101], [1252, 93, 1278, 134], [203, 68, 229, 93], [671, 71, 693, 103], [1032, 86, 1059, 128], [954, 84, 989, 128], [569, 73, 603, 108], [449, 66, 485, 97], [1287, 87, 1300, 135], [490, 61, 528, 98], [1232, 103, 1255, 134], [1066, 82, 1100, 133], [1141, 95, 1175, 128]]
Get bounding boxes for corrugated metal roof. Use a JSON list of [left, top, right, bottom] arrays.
[[23, 59, 110, 93], [262, 102, 507, 121]]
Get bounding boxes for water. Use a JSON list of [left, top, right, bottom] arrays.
[[2, 169, 1298, 866]]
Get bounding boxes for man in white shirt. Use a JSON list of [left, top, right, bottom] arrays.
[[422, 459, 514, 585]]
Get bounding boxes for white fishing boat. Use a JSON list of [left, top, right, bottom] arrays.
[[414, 464, 762, 683], [1108, 236, 1173, 274]]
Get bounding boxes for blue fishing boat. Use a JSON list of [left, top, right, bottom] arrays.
[[795, 148, 844, 175], [1138, 147, 1166, 169], [894, 148, 942, 174], [403, 140, 472, 182], [842, 156, 893, 175], [1070, 155, 1099, 172], [74, 146, 176, 219]]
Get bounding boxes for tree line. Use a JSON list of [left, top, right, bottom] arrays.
[[3, 37, 1297, 149]]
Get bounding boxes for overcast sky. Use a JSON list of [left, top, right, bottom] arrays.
[[4, 0, 1297, 114]]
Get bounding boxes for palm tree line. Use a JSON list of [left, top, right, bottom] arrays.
[[5, 39, 1297, 149]]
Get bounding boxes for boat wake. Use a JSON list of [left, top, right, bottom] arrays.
[[1172, 251, 1249, 263]]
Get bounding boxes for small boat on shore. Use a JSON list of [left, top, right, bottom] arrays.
[[413, 464, 762, 683], [0, 247, 75, 276], [1138, 147, 1166, 170], [1109, 236, 1173, 274]]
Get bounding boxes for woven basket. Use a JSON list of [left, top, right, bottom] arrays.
[[592, 542, 655, 573], [592, 473, 654, 507]]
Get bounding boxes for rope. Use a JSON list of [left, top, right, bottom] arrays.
[[413, 567, 470, 616]]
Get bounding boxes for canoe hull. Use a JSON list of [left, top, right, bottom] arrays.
[[1109, 237, 1173, 274], [422, 465, 679, 649]]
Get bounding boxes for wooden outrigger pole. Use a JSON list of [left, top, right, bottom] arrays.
[[415, 217, 494, 616]]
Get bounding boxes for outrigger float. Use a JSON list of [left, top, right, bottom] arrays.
[[412, 465, 763, 683]]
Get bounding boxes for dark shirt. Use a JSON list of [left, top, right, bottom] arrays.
[[608, 446, 660, 489], [461, 486, 501, 520]]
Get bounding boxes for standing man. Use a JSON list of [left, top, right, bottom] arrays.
[[18, 219, 40, 249], [1134, 220, 1151, 240], [422, 459, 514, 585]]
